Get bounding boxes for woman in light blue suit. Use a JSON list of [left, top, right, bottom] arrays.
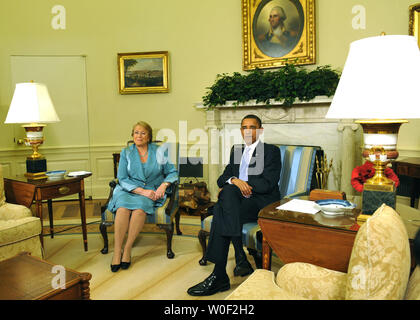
[[107, 121, 178, 272]]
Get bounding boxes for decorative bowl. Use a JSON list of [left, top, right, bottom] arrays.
[[314, 199, 356, 216], [45, 170, 66, 180]]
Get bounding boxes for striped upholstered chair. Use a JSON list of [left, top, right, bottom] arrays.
[[198, 145, 322, 268], [100, 141, 181, 259]]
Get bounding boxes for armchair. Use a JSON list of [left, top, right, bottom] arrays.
[[99, 141, 181, 259], [226, 204, 420, 300], [198, 145, 322, 268], [0, 165, 43, 261]]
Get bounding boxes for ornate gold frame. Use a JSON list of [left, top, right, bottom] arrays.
[[242, 0, 316, 70], [118, 51, 169, 94], [409, 3, 420, 48]]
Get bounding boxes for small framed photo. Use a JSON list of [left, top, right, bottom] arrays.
[[242, 0, 316, 70], [118, 51, 169, 94]]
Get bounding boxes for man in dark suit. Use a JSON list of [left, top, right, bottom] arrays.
[[187, 114, 281, 296]]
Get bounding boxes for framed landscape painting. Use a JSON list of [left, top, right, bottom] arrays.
[[118, 51, 169, 94], [242, 0, 316, 70]]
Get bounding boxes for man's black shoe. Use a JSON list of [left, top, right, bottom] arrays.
[[187, 273, 230, 296], [233, 260, 254, 277]]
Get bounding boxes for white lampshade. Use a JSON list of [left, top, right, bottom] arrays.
[[326, 35, 420, 119], [5, 82, 60, 124]]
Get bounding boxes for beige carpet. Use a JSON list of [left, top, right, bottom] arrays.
[[39, 199, 283, 300], [43, 232, 282, 300]]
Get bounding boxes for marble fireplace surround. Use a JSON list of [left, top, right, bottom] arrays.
[[195, 97, 363, 201]]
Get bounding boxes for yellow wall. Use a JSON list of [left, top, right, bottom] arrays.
[[0, 0, 419, 152]]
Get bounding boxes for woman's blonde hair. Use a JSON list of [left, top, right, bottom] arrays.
[[132, 121, 153, 143]]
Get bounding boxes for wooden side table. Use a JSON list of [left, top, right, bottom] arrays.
[[4, 173, 91, 251], [258, 199, 360, 272], [392, 157, 420, 207], [0, 252, 92, 300]]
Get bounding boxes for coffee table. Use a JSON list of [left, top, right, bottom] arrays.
[[4, 173, 91, 251], [0, 252, 92, 300]]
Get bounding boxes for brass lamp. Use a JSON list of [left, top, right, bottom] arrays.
[[5, 82, 60, 179], [326, 35, 420, 214]]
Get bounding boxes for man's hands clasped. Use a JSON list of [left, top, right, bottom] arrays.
[[231, 178, 252, 198]]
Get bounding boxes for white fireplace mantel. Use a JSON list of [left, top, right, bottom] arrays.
[[195, 96, 362, 201]]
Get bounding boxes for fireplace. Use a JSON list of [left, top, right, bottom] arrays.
[[195, 97, 363, 201]]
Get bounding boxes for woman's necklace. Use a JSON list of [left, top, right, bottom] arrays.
[[138, 147, 148, 157]]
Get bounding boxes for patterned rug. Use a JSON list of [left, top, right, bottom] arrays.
[[39, 200, 204, 238]]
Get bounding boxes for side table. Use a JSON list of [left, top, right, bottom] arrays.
[[4, 173, 91, 251], [0, 252, 92, 300], [258, 199, 360, 272], [392, 157, 420, 208]]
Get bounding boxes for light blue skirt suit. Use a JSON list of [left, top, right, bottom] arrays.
[[107, 143, 178, 215]]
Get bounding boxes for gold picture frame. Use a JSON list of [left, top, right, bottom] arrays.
[[409, 3, 420, 48], [118, 51, 169, 94], [242, 0, 316, 70]]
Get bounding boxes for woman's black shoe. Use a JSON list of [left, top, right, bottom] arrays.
[[110, 263, 121, 272], [121, 260, 131, 270]]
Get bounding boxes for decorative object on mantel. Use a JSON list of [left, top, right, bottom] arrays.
[[326, 34, 420, 215], [202, 64, 340, 108], [315, 154, 333, 189], [241, 0, 316, 70]]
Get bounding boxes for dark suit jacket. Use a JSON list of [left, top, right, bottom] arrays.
[[217, 141, 281, 207]]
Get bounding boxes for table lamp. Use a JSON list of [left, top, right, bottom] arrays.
[[325, 34, 420, 214], [4, 82, 60, 179]]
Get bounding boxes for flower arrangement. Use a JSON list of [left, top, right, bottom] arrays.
[[351, 161, 400, 192]]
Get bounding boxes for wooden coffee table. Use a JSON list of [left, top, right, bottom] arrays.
[[0, 252, 92, 300]]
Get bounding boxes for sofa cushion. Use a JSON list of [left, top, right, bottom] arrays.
[[404, 266, 420, 300], [226, 269, 306, 300], [345, 204, 411, 300], [276, 262, 347, 300], [0, 217, 41, 246], [0, 203, 33, 220]]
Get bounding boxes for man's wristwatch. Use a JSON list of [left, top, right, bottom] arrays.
[[163, 182, 171, 187]]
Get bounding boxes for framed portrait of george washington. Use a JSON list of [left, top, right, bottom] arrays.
[[242, 0, 316, 70], [118, 51, 169, 94]]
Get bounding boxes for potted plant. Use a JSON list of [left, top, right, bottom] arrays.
[[202, 64, 341, 108]]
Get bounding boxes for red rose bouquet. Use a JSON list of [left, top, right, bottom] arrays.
[[351, 160, 400, 192]]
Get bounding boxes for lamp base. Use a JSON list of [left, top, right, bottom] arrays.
[[25, 158, 47, 179], [362, 183, 396, 215]]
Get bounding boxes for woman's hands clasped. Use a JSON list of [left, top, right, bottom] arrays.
[[132, 183, 168, 201]]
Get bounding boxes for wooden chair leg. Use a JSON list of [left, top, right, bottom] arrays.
[[158, 223, 175, 259], [100, 222, 109, 254], [175, 209, 182, 235], [198, 229, 210, 266]]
